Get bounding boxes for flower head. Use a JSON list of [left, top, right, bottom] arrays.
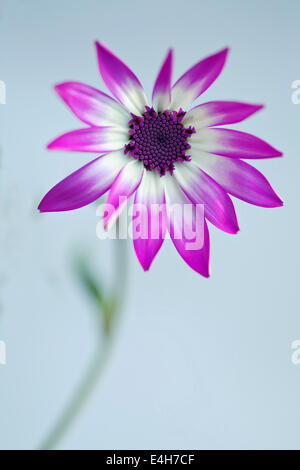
[[39, 42, 283, 276]]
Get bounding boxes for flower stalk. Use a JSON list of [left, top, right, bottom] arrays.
[[40, 232, 127, 450]]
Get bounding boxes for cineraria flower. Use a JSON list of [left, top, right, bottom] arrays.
[[39, 42, 283, 277]]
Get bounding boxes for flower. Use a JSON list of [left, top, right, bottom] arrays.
[[39, 43, 283, 277]]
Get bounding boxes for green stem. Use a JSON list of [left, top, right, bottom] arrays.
[[40, 338, 112, 450], [40, 233, 128, 450]]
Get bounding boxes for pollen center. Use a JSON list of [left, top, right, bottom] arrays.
[[124, 106, 195, 175]]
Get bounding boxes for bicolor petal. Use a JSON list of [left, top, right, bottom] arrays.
[[174, 161, 239, 234], [47, 127, 128, 153], [55, 82, 130, 129], [133, 171, 167, 271], [192, 150, 283, 207], [164, 174, 210, 277], [152, 49, 173, 112], [171, 48, 228, 111], [104, 159, 144, 228], [182, 101, 263, 128], [190, 128, 282, 159], [95, 41, 148, 115], [38, 151, 127, 212]]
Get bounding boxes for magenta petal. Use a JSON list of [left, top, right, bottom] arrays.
[[95, 41, 148, 115], [191, 128, 283, 159], [104, 160, 144, 228], [192, 151, 283, 207], [55, 82, 130, 128], [175, 162, 239, 234], [171, 48, 229, 110], [172, 217, 210, 277], [38, 151, 127, 212], [152, 49, 173, 111], [133, 172, 166, 271], [183, 101, 264, 128], [47, 127, 128, 153], [164, 175, 210, 277]]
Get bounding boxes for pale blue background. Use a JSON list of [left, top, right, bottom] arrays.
[[0, 0, 299, 450]]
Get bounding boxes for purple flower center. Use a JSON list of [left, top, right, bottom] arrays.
[[124, 106, 196, 175]]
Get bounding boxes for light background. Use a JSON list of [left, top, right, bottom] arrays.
[[0, 0, 299, 450]]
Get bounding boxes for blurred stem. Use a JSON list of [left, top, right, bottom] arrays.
[[40, 230, 127, 450], [40, 338, 112, 450]]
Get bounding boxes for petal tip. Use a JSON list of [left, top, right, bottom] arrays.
[[230, 226, 240, 235], [250, 103, 264, 114], [38, 200, 47, 212], [274, 195, 284, 207], [136, 254, 152, 272], [47, 140, 57, 150], [141, 263, 151, 272], [220, 47, 230, 59], [54, 82, 69, 99], [95, 41, 108, 60], [209, 47, 229, 68], [135, 248, 155, 272], [167, 48, 174, 59], [202, 270, 210, 278], [270, 148, 283, 158], [95, 40, 111, 58], [54, 82, 64, 93], [166, 48, 174, 66], [193, 261, 210, 277], [268, 143, 283, 158], [233, 218, 240, 233], [38, 194, 56, 212]]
